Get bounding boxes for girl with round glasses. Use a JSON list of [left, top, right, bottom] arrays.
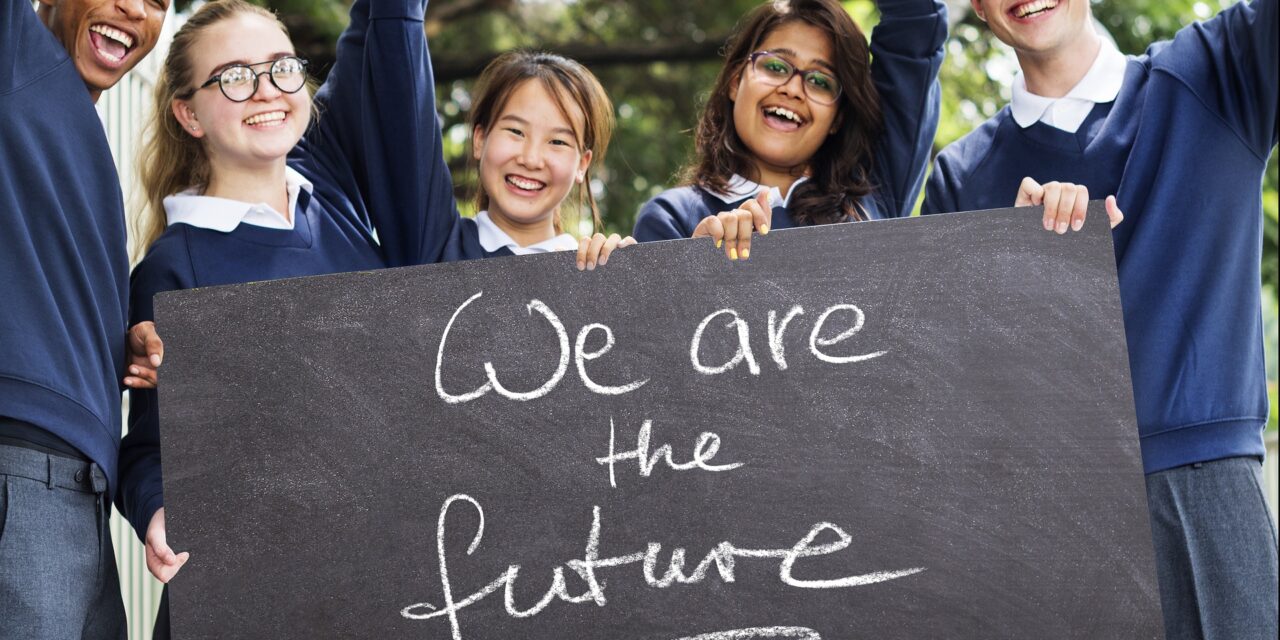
[[633, 0, 948, 259], [118, 0, 526, 635]]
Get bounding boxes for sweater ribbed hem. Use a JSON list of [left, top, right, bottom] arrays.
[[1139, 418, 1266, 474]]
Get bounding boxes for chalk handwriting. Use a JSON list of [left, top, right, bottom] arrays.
[[673, 628, 821, 640], [436, 292, 648, 404], [400, 494, 926, 639], [691, 304, 887, 376], [595, 417, 744, 488]]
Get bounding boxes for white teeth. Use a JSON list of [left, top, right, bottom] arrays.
[[506, 176, 544, 191], [244, 111, 287, 125], [89, 24, 133, 49], [764, 106, 803, 124], [1014, 0, 1058, 18]]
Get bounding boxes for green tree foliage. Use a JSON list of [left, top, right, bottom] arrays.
[[253, 0, 1276, 301]]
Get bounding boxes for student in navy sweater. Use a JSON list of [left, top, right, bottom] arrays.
[[633, 0, 946, 257], [922, 0, 1278, 637], [1, 0, 165, 636]]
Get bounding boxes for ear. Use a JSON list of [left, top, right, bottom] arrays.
[[472, 125, 487, 161], [728, 70, 743, 103], [829, 112, 844, 136], [575, 149, 593, 184], [171, 99, 204, 139], [970, 0, 987, 21]]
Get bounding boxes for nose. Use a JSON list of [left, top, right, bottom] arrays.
[[517, 139, 544, 169], [251, 72, 284, 101], [116, 0, 147, 21], [777, 71, 806, 100]]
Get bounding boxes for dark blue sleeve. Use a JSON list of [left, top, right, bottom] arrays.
[[633, 190, 700, 242], [1157, 0, 1278, 156], [115, 237, 196, 542], [1, 0, 64, 92], [294, 0, 463, 267], [920, 151, 959, 216], [867, 0, 947, 218]]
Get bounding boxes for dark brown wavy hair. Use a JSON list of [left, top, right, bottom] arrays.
[[683, 0, 882, 225]]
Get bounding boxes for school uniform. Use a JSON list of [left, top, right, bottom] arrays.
[[117, 0, 445, 634], [633, 0, 947, 240], [0, 0, 129, 635], [922, 1, 1279, 636]]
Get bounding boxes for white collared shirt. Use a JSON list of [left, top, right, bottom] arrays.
[[474, 211, 578, 255], [163, 166, 313, 232], [708, 174, 811, 208], [1010, 41, 1128, 133]]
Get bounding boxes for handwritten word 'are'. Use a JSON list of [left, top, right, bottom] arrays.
[[691, 304, 887, 376]]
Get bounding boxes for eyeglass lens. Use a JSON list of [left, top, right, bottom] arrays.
[[219, 57, 307, 102], [752, 54, 840, 104]]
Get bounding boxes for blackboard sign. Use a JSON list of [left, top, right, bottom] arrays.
[[156, 204, 1162, 639]]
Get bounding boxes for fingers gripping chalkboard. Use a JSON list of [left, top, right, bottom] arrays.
[[155, 204, 1162, 639]]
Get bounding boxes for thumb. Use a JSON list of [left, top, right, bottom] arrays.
[[1105, 195, 1125, 229]]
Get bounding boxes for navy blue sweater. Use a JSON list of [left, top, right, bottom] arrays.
[[117, 0, 487, 539], [634, 0, 946, 240], [922, 0, 1277, 473], [0, 0, 129, 491]]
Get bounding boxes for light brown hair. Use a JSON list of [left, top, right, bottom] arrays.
[[134, 0, 298, 256], [468, 51, 615, 235]]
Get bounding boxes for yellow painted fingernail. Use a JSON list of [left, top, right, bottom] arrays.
[[760, 224, 769, 235], [741, 248, 750, 259], [730, 247, 738, 260], [716, 239, 722, 248]]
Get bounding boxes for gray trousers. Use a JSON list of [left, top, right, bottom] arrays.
[[0, 444, 126, 640], [1147, 456, 1279, 640]]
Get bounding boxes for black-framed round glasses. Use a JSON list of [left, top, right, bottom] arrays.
[[748, 51, 841, 105], [192, 56, 309, 103]]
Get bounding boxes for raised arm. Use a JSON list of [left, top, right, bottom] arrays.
[[1158, 0, 1278, 156], [292, 0, 463, 267], [867, 0, 947, 218]]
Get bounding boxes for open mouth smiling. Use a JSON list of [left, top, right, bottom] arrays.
[[244, 111, 288, 127], [505, 175, 546, 193], [1010, 0, 1059, 20], [762, 105, 807, 131], [88, 24, 135, 65]]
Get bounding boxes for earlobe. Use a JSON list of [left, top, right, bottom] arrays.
[[728, 70, 744, 103], [577, 149, 593, 184], [171, 99, 203, 139], [970, 0, 987, 21]]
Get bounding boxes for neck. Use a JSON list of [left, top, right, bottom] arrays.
[[487, 209, 557, 248], [204, 158, 291, 221], [1016, 31, 1103, 98], [750, 162, 808, 201]]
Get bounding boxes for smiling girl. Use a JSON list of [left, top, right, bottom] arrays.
[[432, 50, 633, 270], [633, 0, 947, 258], [116, 0, 476, 632]]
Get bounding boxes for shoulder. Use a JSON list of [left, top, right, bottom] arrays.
[[131, 227, 197, 300], [640, 185, 718, 216], [933, 110, 1011, 175]]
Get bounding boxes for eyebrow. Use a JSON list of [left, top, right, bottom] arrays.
[[207, 52, 297, 77], [498, 114, 577, 137], [767, 48, 836, 72]]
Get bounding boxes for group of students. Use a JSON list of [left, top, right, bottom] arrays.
[[1, 0, 1275, 638]]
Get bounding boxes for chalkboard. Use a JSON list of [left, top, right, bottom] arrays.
[[156, 203, 1162, 639]]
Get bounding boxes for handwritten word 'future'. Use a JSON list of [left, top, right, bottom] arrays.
[[400, 495, 926, 640]]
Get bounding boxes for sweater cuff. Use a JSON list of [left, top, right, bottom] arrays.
[[130, 492, 165, 543], [370, 0, 426, 21], [876, 0, 946, 19]]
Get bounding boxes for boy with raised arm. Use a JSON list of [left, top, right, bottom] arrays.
[[923, 1, 1278, 637], [1, 0, 166, 636]]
